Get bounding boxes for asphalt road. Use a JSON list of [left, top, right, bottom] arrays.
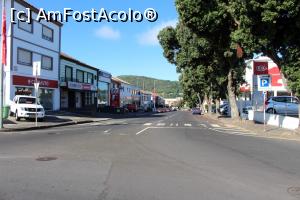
[[1, 111, 300, 200]]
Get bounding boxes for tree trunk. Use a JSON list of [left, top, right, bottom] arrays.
[[227, 68, 240, 120], [203, 93, 208, 113], [208, 94, 212, 113], [215, 99, 220, 114]]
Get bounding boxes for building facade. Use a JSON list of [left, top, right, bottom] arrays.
[[1, 0, 62, 110], [110, 77, 121, 108], [60, 53, 98, 110], [98, 70, 112, 108], [242, 56, 291, 109]]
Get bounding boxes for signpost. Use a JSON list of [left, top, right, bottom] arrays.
[[257, 75, 271, 132], [33, 61, 41, 127]]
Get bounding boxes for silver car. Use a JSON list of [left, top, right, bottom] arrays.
[[265, 96, 299, 116]]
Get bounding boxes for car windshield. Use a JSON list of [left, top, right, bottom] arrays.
[[18, 97, 36, 104]]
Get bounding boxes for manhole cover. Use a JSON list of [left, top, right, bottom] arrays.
[[36, 157, 58, 162], [287, 187, 300, 198]]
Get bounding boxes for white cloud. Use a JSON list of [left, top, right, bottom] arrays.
[[95, 26, 121, 40], [137, 19, 177, 46]]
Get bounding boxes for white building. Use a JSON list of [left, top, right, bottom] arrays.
[[241, 56, 291, 109], [112, 77, 141, 107], [60, 53, 98, 110], [1, 0, 62, 110]]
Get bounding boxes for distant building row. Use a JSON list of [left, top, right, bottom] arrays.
[[0, 0, 165, 111]]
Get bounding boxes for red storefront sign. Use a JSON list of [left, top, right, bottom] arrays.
[[254, 62, 268, 75], [82, 84, 91, 90], [13, 75, 58, 88], [240, 83, 251, 92]]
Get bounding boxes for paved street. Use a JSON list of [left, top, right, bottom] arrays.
[[1, 111, 300, 200]]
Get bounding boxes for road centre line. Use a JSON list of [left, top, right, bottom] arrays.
[[136, 127, 150, 135]]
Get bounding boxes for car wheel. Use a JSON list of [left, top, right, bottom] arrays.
[[9, 111, 14, 117], [267, 108, 276, 114], [15, 110, 20, 121]]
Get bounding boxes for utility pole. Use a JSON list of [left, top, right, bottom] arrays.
[[0, 0, 7, 129], [153, 80, 156, 111]]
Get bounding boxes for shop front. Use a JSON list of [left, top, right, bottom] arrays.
[[12, 75, 59, 111], [110, 88, 120, 108], [60, 81, 97, 110], [98, 70, 112, 111]]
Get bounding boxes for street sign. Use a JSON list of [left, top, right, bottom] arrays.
[[257, 75, 271, 91], [260, 78, 270, 87], [33, 61, 41, 76]]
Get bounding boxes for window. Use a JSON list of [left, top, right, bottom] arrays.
[[87, 73, 94, 84], [18, 15, 33, 33], [65, 66, 73, 82], [17, 48, 32, 66], [85, 92, 93, 105], [76, 70, 84, 83], [42, 25, 53, 42], [41, 55, 53, 70], [98, 82, 109, 105]]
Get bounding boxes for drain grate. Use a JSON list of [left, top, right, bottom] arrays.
[[36, 156, 58, 162], [288, 187, 300, 198]]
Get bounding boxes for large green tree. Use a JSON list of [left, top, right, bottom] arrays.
[[175, 0, 248, 119], [158, 22, 229, 112], [229, 0, 300, 95]]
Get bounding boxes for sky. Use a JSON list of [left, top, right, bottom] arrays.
[[27, 0, 179, 81]]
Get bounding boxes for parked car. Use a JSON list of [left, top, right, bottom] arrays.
[[242, 106, 253, 115], [265, 96, 299, 116], [172, 107, 178, 111], [10, 95, 45, 121], [124, 104, 138, 112], [192, 108, 202, 115], [219, 104, 229, 115]]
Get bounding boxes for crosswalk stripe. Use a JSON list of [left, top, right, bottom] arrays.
[[144, 123, 152, 126], [157, 123, 166, 126], [184, 123, 192, 127], [170, 123, 174, 127], [213, 127, 246, 131], [200, 124, 207, 128], [176, 123, 179, 127], [211, 124, 221, 128]]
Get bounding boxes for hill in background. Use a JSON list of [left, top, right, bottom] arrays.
[[117, 75, 182, 99]]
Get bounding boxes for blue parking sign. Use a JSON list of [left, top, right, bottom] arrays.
[[260, 78, 270, 87]]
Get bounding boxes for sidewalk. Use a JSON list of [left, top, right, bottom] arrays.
[[1, 111, 111, 132], [201, 113, 300, 141]]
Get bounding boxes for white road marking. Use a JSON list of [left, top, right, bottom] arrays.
[[176, 123, 179, 127], [184, 123, 192, 127], [104, 129, 112, 133], [200, 124, 207, 128], [170, 123, 174, 127], [157, 123, 166, 126], [144, 123, 152, 126], [136, 127, 150, 135], [211, 124, 221, 128]]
